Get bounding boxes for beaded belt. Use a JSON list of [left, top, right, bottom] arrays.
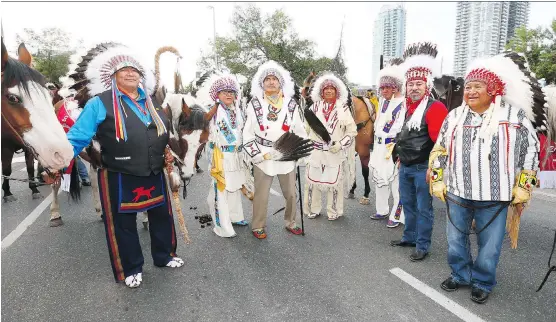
[[255, 135, 274, 147], [209, 142, 239, 152], [313, 141, 330, 151]]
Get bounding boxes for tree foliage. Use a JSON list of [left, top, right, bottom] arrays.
[[15, 27, 83, 83], [506, 20, 556, 85], [198, 4, 348, 85]]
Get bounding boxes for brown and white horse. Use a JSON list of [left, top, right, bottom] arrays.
[[162, 93, 210, 191], [1, 38, 74, 203]]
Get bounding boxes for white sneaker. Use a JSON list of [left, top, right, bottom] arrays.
[[307, 213, 320, 219], [124, 273, 142, 288], [166, 257, 184, 268]]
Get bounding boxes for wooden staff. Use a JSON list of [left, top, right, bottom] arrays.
[[164, 147, 191, 244]]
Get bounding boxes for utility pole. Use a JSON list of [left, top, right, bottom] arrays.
[[208, 5, 219, 70], [440, 56, 443, 75]]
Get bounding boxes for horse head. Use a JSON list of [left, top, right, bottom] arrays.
[[432, 75, 464, 111], [1, 38, 73, 171], [162, 93, 209, 184]]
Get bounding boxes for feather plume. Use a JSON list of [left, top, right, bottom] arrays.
[[304, 108, 331, 143], [389, 57, 404, 66], [273, 132, 314, 161], [153, 46, 182, 94]]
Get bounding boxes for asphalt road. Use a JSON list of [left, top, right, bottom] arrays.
[[2, 154, 555, 322]]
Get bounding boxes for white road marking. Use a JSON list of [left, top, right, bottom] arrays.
[[1, 189, 60, 251], [390, 268, 486, 322]]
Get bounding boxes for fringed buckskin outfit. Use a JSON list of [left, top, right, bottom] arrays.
[[242, 60, 308, 238], [369, 61, 406, 226], [196, 72, 248, 237], [303, 73, 357, 220]]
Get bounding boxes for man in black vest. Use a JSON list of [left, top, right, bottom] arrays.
[[47, 47, 184, 288], [390, 43, 448, 261]]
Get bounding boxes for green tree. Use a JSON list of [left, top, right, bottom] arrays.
[[506, 20, 556, 84], [198, 4, 348, 85], [15, 27, 83, 83]]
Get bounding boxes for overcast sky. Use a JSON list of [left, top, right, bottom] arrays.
[[1, 0, 555, 87]]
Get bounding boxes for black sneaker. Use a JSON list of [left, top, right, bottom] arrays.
[[440, 277, 460, 292], [409, 250, 428, 261], [390, 240, 416, 247], [470, 287, 489, 304]]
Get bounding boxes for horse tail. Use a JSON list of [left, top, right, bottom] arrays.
[[69, 158, 81, 202]]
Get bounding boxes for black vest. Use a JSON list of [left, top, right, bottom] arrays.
[[395, 98, 435, 166], [96, 90, 169, 176]]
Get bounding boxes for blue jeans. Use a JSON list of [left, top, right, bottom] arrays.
[[399, 162, 434, 252], [77, 157, 89, 182], [445, 192, 509, 293]]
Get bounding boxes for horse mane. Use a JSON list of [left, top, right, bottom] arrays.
[[178, 107, 207, 132], [1, 58, 47, 98]]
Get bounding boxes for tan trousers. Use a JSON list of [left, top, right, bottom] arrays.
[[303, 182, 344, 218], [252, 165, 297, 230]]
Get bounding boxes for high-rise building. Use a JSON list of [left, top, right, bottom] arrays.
[[453, 1, 529, 77], [372, 4, 406, 85]]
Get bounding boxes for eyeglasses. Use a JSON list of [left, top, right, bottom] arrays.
[[220, 90, 236, 96]]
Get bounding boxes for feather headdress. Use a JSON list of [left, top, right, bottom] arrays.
[[59, 42, 163, 142], [401, 42, 440, 130], [309, 72, 349, 106], [401, 42, 440, 86], [377, 58, 405, 90], [250, 60, 295, 99], [195, 71, 241, 108]]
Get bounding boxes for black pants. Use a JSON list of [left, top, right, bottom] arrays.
[[98, 169, 178, 282]]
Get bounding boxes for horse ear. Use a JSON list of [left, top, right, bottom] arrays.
[[17, 43, 32, 66], [181, 97, 191, 117], [1, 38, 7, 70]]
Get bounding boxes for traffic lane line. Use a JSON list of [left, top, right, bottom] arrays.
[[390, 267, 486, 322], [1, 188, 61, 251]]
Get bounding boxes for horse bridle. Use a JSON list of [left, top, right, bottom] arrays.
[[1, 110, 51, 176], [356, 118, 371, 132]]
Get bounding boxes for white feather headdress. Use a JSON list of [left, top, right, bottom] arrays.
[[401, 42, 440, 88], [85, 44, 155, 96], [376, 64, 405, 91], [464, 52, 548, 129], [196, 72, 241, 108], [448, 51, 552, 153], [58, 43, 154, 100], [250, 60, 294, 99], [309, 72, 349, 105]]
